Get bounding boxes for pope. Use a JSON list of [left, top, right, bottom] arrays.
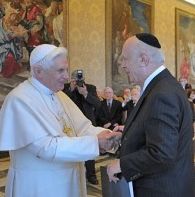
[[0, 44, 121, 197]]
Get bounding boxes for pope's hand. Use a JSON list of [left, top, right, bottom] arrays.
[[97, 130, 122, 153], [107, 159, 121, 183], [103, 122, 112, 129]]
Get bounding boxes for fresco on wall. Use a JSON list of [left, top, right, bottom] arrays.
[[112, 0, 152, 94], [176, 9, 195, 87], [0, 0, 67, 107]]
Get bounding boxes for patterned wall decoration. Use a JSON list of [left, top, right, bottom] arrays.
[[0, 0, 67, 106], [68, 0, 106, 89]]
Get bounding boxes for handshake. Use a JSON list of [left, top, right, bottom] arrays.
[[97, 130, 122, 154]]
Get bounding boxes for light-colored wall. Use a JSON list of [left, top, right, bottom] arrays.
[[68, 0, 195, 89], [68, 0, 105, 89]]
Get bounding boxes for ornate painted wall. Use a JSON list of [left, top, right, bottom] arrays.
[[68, 0, 195, 89]]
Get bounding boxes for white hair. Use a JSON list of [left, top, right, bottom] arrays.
[[136, 37, 165, 66], [104, 87, 113, 92], [130, 84, 141, 92]]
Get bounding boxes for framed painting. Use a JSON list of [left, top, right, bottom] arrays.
[[106, 0, 153, 95], [0, 0, 68, 107], [175, 8, 195, 86]]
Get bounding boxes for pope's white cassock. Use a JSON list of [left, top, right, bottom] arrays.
[[0, 77, 103, 197]]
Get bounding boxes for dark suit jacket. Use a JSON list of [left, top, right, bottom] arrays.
[[122, 100, 135, 119], [63, 83, 100, 126], [120, 69, 194, 197], [97, 99, 123, 129]]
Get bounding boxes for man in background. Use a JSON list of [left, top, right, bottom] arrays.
[[122, 85, 141, 122], [63, 70, 101, 185], [97, 87, 123, 130]]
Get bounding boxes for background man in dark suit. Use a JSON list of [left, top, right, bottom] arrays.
[[122, 85, 141, 122], [97, 87, 123, 130], [63, 70, 101, 185], [107, 33, 194, 196]]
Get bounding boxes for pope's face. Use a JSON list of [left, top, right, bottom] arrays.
[[41, 56, 69, 92]]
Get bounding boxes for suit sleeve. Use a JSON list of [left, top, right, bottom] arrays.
[[96, 103, 109, 126], [110, 102, 123, 125], [120, 93, 182, 181], [85, 85, 101, 109]]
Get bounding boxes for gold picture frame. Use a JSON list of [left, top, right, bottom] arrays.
[[106, 0, 154, 94], [175, 8, 195, 86]]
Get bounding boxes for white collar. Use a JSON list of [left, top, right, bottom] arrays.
[[29, 77, 53, 96], [142, 65, 166, 94], [107, 99, 113, 104]]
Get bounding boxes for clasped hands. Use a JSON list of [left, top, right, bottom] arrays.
[[97, 130, 121, 154], [104, 125, 124, 183]]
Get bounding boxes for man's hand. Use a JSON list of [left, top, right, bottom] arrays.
[[103, 122, 112, 129], [70, 80, 77, 91], [97, 130, 121, 153], [107, 159, 121, 183], [113, 125, 125, 132], [77, 84, 88, 97]]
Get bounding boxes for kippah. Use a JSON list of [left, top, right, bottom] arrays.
[[135, 33, 161, 48]]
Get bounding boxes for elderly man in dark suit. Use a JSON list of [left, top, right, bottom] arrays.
[[97, 87, 123, 130], [107, 33, 194, 197], [63, 70, 101, 185]]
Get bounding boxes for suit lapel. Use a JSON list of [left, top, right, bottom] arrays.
[[122, 69, 171, 140]]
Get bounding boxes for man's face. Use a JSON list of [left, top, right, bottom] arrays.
[[40, 56, 69, 92], [131, 88, 140, 102], [120, 38, 145, 85], [124, 88, 131, 97], [179, 78, 188, 89], [70, 79, 77, 86], [104, 89, 114, 100]]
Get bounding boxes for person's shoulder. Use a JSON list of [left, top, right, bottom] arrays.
[[63, 83, 70, 90], [100, 99, 107, 104], [3, 80, 36, 106], [113, 99, 122, 105], [86, 83, 96, 89], [85, 83, 97, 93], [8, 80, 29, 97]]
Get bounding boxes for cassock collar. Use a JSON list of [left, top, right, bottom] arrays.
[[29, 77, 53, 96]]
